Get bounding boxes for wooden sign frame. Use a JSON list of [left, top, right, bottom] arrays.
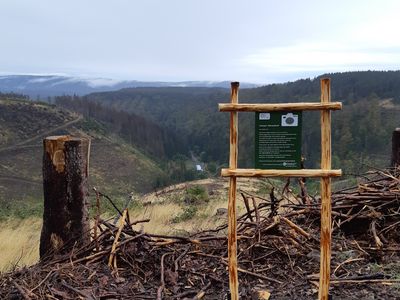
[[219, 79, 342, 300]]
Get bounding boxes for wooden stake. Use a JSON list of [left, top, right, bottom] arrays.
[[40, 136, 91, 259], [319, 78, 332, 300], [108, 208, 128, 268], [228, 82, 239, 300]]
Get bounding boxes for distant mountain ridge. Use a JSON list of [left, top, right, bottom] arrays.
[[0, 75, 259, 97]]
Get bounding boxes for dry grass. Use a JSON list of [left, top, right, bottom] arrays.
[[0, 218, 41, 273], [130, 197, 242, 235], [0, 178, 267, 272], [130, 178, 256, 235], [131, 202, 183, 234]]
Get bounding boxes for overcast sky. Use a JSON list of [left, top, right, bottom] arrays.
[[1, 0, 399, 84]]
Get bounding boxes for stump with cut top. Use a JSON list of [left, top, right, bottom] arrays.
[[40, 135, 91, 259]]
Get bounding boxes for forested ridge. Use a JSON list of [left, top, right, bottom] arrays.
[[54, 96, 208, 186], [242, 70, 400, 102], [12, 71, 393, 193], [55, 96, 185, 159], [55, 71, 400, 175], [66, 71, 400, 172]]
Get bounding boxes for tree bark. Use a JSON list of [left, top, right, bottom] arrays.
[[40, 135, 90, 259], [391, 129, 400, 168]]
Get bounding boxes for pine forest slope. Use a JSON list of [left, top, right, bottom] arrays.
[[80, 71, 400, 173], [54, 96, 186, 159], [0, 97, 167, 217], [2, 70, 398, 214]]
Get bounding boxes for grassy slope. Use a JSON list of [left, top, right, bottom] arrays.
[[0, 98, 166, 217]]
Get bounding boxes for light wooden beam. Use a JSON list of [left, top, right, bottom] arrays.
[[219, 102, 342, 112], [221, 168, 341, 178], [319, 78, 332, 300], [228, 82, 239, 300]]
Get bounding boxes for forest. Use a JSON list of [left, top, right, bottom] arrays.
[[55, 71, 400, 177]]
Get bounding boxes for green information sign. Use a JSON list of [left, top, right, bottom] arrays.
[[255, 111, 302, 169]]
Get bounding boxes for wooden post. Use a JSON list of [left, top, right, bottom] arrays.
[[228, 82, 239, 299], [319, 78, 332, 300], [40, 135, 91, 259], [391, 128, 400, 168]]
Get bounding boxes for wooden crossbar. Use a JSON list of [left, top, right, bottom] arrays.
[[219, 102, 342, 112], [221, 168, 342, 178]]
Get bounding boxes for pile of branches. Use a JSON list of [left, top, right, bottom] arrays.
[[333, 169, 400, 247], [284, 168, 400, 250], [1, 207, 319, 299], [1, 169, 400, 299]]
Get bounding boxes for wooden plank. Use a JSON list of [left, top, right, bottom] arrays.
[[319, 78, 332, 300], [228, 82, 239, 300], [219, 102, 342, 112], [221, 168, 342, 178]]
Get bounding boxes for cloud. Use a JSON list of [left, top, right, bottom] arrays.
[[241, 43, 400, 74], [1, 0, 400, 83], [83, 78, 124, 88]]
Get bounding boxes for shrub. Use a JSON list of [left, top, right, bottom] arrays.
[[184, 185, 208, 205], [172, 206, 197, 223]]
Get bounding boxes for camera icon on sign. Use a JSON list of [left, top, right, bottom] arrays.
[[281, 113, 298, 127]]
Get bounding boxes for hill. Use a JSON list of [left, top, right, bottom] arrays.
[[54, 95, 186, 160], [79, 87, 230, 163], [3, 70, 397, 213], [79, 71, 400, 173], [0, 96, 169, 217], [0, 75, 259, 97]]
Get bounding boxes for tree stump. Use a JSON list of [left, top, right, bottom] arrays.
[[40, 135, 91, 259], [391, 128, 400, 168]]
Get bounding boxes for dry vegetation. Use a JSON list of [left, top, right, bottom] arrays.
[[1, 171, 400, 299], [0, 218, 41, 273], [132, 178, 258, 234], [0, 178, 264, 272]]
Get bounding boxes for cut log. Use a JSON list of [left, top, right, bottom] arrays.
[[40, 135, 91, 259]]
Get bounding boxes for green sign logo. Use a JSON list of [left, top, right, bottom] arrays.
[[255, 111, 302, 169]]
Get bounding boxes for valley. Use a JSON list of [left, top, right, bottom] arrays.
[[2, 70, 400, 217], [1, 71, 400, 298], [2, 2, 399, 298]]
